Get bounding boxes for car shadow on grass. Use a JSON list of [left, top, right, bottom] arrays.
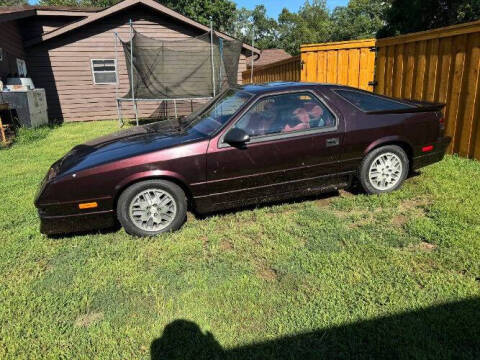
[[150, 297, 480, 360]]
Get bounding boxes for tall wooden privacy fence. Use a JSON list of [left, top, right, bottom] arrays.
[[242, 56, 301, 84], [300, 39, 376, 91], [375, 21, 480, 159], [241, 20, 480, 160]]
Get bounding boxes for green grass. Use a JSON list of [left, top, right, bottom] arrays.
[[0, 121, 479, 359]]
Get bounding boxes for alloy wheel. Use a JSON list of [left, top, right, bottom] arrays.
[[368, 152, 403, 191], [128, 188, 177, 232]]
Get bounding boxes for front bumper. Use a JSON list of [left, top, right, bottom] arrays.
[[39, 210, 116, 236], [411, 136, 451, 170]]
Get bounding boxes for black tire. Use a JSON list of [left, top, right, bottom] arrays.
[[116, 180, 187, 237], [358, 145, 409, 195]]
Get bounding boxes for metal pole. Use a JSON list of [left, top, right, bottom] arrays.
[[210, 20, 216, 97], [250, 28, 255, 84], [117, 100, 124, 128], [129, 19, 139, 126], [114, 32, 123, 127]]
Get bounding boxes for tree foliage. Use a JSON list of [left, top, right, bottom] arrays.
[[233, 5, 279, 49], [37, 0, 237, 32], [330, 0, 388, 41], [378, 0, 480, 37], [277, 0, 331, 55]]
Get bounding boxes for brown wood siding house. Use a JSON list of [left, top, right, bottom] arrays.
[[0, 1, 258, 122]]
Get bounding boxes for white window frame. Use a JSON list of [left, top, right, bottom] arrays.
[[90, 59, 118, 85], [17, 58, 27, 77]]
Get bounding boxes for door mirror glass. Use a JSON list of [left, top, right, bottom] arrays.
[[224, 128, 250, 146]]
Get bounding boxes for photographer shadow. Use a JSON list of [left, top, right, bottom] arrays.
[[151, 297, 480, 360]]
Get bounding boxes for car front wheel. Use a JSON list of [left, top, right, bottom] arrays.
[[359, 145, 409, 194], [117, 180, 187, 237]]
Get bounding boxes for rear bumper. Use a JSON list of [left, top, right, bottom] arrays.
[[39, 210, 116, 236], [411, 136, 451, 170]]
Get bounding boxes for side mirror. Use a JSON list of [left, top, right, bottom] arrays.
[[224, 128, 250, 146]]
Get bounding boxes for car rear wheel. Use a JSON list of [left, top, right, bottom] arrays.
[[359, 145, 409, 194], [117, 180, 187, 237]]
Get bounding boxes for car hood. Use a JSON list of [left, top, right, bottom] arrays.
[[54, 123, 206, 176]]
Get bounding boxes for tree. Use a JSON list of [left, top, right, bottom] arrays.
[[0, 0, 28, 5], [330, 0, 389, 41], [159, 0, 237, 33], [233, 5, 279, 50], [37, 0, 237, 33], [378, 0, 480, 38], [277, 0, 332, 55]]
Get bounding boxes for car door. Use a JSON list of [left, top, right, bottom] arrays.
[[204, 90, 346, 207]]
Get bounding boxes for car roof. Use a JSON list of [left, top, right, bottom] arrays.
[[237, 81, 345, 95]]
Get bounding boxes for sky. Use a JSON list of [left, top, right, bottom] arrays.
[[235, 0, 349, 18]]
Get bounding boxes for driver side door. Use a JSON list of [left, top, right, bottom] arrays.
[[203, 90, 345, 210]]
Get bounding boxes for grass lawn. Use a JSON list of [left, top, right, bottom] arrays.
[[1, 121, 479, 359]]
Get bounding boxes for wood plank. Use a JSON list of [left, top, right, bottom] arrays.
[[457, 33, 480, 157], [301, 39, 376, 52], [402, 42, 416, 99], [337, 49, 349, 86], [445, 34, 467, 153], [425, 39, 440, 102], [317, 51, 327, 83], [375, 46, 387, 94], [306, 51, 317, 82], [413, 41, 427, 100], [347, 49, 360, 88], [366, 48, 376, 92], [435, 37, 453, 104], [326, 50, 338, 83], [384, 45, 395, 96], [392, 43, 404, 98]]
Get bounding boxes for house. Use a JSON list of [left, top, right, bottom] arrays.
[[0, 1, 259, 122], [247, 48, 291, 68]]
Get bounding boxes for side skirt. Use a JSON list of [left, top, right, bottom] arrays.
[[194, 174, 353, 214]]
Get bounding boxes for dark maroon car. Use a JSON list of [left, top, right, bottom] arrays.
[[35, 82, 451, 237]]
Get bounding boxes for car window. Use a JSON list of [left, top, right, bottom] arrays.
[[185, 89, 253, 136], [335, 89, 414, 112], [234, 92, 336, 138]]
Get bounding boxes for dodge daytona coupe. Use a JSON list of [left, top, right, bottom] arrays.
[[35, 82, 451, 237]]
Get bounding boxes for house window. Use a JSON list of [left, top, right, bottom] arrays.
[[91, 59, 117, 84]]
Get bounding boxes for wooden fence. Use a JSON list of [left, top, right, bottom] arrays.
[[241, 56, 300, 84], [300, 39, 376, 91], [375, 21, 480, 159]]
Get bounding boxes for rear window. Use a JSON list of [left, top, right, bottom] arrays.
[[335, 89, 414, 112]]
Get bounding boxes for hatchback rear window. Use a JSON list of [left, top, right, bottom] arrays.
[[335, 89, 414, 112]]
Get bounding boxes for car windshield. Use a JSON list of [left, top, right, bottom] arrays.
[[183, 88, 253, 136]]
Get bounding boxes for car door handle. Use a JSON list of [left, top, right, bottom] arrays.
[[326, 137, 339, 147]]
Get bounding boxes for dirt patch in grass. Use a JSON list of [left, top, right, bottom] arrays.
[[220, 239, 233, 251], [418, 241, 436, 251], [258, 267, 278, 282], [74, 312, 104, 328], [392, 214, 408, 227]]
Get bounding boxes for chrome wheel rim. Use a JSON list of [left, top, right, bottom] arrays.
[[368, 152, 403, 191], [129, 189, 177, 232]]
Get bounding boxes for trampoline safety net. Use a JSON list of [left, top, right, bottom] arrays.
[[122, 30, 243, 99]]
